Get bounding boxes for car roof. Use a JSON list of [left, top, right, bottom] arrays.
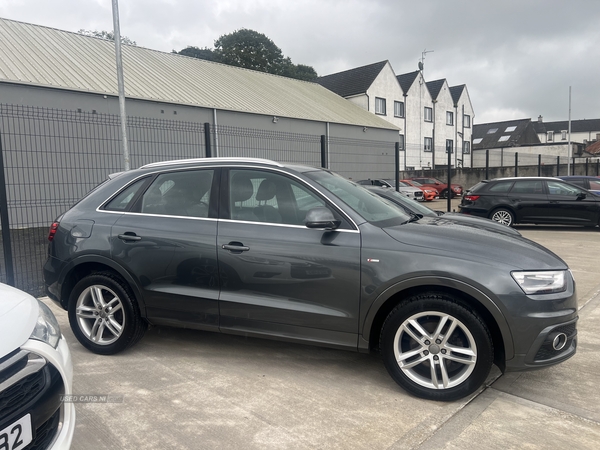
[[558, 175, 600, 179], [136, 157, 323, 174], [489, 177, 561, 182]]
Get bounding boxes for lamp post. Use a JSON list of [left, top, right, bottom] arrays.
[[112, 0, 130, 170]]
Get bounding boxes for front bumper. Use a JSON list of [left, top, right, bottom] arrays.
[[0, 336, 75, 449], [505, 317, 577, 371]]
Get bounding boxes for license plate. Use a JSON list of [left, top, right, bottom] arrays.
[[0, 414, 33, 450]]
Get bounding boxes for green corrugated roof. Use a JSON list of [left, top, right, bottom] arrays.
[[0, 18, 398, 130]]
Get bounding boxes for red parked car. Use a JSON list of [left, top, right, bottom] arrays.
[[401, 179, 438, 201], [407, 177, 463, 198]]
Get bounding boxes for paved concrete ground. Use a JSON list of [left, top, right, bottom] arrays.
[[42, 203, 600, 449]]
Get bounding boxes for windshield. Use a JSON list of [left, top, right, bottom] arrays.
[[383, 191, 437, 217], [408, 180, 423, 187], [306, 171, 411, 227]]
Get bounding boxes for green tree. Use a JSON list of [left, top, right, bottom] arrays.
[[77, 29, 136, 46], [176, 46, 216, 61], [175, 29, 317, 80], [213, 29, 286, 74]]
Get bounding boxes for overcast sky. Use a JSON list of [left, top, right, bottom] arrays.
[[1, 0, 598, 124]]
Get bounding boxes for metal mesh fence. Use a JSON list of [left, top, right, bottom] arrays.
[[328, 137, 396, 181], [214, 124, 321, 166]]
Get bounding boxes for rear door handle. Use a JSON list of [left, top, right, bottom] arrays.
[[118, 233, 142, 241], [222, 243, 250, 252]]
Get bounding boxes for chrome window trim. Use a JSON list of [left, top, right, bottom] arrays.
[[218, 218, 360, 233], [102, 210, 219, 221], [97, 164, 360, 231]]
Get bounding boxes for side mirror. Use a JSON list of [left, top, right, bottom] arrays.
[[576, 192, 587, 200], [305, 207, 341, 230]]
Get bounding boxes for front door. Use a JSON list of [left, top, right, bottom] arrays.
[[545, 179, 599, 225], [217, 168, 361, 349]]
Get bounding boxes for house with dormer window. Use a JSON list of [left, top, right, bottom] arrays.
[[317, 62, 475, 170]]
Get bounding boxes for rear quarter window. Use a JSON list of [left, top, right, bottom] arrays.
[[487, 181, 514, 193], [104, 178, 148, 211]]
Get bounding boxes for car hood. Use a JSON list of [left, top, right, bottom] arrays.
[[398, 187, 422, 194], [442, 212, 522, 236], [0, 284, 38, 357], [383, 216, 566, 270]]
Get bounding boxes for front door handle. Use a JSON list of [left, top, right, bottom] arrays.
[[118, 233, 142, 242], [222, 243, 250, 252]]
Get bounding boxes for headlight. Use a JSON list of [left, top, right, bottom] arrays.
[[30, 300, 61, 348], [511, 270, 567, 295]]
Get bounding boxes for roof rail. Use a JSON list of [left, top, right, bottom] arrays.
[[140, 157, 284, 169]]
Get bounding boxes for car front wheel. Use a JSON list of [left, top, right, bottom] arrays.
[[380, 293, 493, 401], [490, 208, 515, 226], [68, 272, 147, 354]]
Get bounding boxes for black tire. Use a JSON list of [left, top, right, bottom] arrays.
[[380, 292, 493, 401], [489, 208, 515, 227], [68, 272, 147, 355], [439, 189, 449, 199]]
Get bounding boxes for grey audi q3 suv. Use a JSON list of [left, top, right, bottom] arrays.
[[44, 158, 578, 401]]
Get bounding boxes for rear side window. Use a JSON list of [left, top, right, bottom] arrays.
[[589, 179, 600, 190], [104, 178, 148, 211], [510, 180, 544, 194], [140, 170, 214, 218]]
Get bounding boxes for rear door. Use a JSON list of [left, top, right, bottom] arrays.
[[216, 168, 361, 348], [110, 168, 220, 329], [507, 179, 548, 223]]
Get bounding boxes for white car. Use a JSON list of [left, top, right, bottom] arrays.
[[356, 179, 425, 201], [0, 283, 75, 449]]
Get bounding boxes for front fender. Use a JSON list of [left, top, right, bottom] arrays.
[[360, 276, 514, 360]]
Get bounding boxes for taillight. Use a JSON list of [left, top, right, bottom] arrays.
[[464, 195, 480, 201], [48, 222, 59, 241]]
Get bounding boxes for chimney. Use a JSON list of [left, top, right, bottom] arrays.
[[538, 115, 543, 123]]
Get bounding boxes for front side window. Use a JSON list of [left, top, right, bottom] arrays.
[[547, 180, 585, 196], [229, 169, 330, 226], [140, 170, 214, 217], [424, 107, 433, 122], [424, 137, 433, 152], [589, 179, 600, 190], [446, 111, 454, 126], [375, 97, 386, 115], [394, 101, 405, 118], [306, 170, 410, 227]]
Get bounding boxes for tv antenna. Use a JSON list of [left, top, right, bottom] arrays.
[[419, 49, 434, 73]]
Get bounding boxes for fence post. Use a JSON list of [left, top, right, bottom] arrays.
[[538, 154, 541, 177], [447, 139, 452, 212], [485, 150, 489, 180], [0, 130, 15, 286], [572, 157, 575, 176], [204, 123, 212, 158], [395, 142, 400, 192], [556, 156, 560, 176], [586, 158, 588, 176], [514, 152, 518, 177], [320, 135, 327, 169], [597, 159, 599, 176]]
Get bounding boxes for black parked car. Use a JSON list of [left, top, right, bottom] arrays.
[[363, 186, 521, 236], [459, 177, 600, 228], [45, 159, 578, 401], [558, 176, 600, 195]]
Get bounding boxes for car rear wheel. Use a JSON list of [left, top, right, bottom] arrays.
[[380, 292, 493, 401], [490, 208, 514, 227], [68, 272, 147, 354]]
